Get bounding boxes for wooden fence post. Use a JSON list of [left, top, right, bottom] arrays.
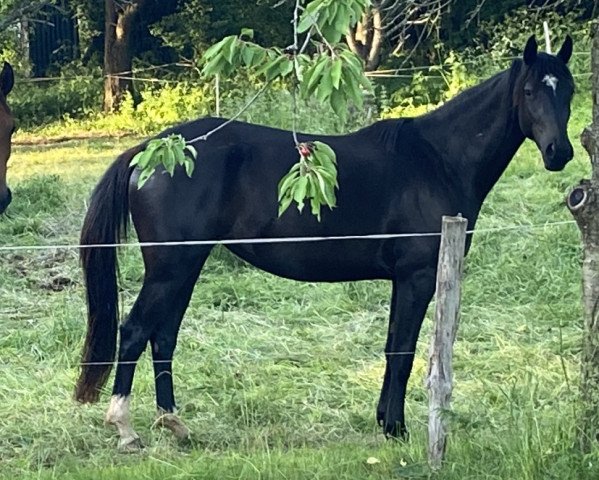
[[543, 21, 552, 54], [426, 215, 468, 469]]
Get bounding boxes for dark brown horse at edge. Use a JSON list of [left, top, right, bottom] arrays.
[[75, 36, 575, 450], [0, 62, 15, 215]]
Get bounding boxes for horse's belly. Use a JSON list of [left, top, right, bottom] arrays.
[[225, 241, 394, 282]]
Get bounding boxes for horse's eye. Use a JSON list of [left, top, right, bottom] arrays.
[[524, 88, 533, 97]]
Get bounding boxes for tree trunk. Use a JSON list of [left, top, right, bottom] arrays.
[[103, 0, 143, 113], [566, 23, 599, 452], [346, 6, 383, 71]]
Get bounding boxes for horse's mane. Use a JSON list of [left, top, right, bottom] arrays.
[[363, 53, 573, 154], [356, 118, 412, 152]]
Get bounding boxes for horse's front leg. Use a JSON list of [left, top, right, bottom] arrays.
[[377, 267, 436, 438]]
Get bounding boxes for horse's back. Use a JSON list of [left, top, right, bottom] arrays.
[[127, 117, 457, 281]]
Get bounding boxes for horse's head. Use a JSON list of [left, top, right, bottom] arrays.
[[515, 35, 575, 172], [0, 61, 15, 214]]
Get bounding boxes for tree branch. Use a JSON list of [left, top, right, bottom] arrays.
[[187, 82, 272, 144], [0, 0, 58, 31]]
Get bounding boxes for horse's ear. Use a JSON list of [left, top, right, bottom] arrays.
[[557, 35, 573, 64], [523, 36, 538, 65], [0, 62, 14, 97]]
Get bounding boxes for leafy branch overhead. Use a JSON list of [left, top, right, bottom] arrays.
[[201, 27, 372, 122], [278, 141, 338, 221], [130, 0, 372, 220], [297, 0, 371, 44], [131, 135, 196, 189]]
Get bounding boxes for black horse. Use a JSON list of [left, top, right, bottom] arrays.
[[75, 36, 575, 449], [0, 61, 15, 215]]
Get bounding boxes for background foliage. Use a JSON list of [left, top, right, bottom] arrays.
[[0, 0, 594, 130]]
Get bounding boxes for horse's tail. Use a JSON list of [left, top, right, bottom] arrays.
[[75, 146, 140, 403]]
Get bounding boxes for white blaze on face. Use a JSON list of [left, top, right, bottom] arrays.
[[542, 74, 558, 95]]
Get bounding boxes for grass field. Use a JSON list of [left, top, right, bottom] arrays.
[[1, 94, 599, 479]]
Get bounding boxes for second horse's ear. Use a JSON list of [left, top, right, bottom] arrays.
[[557, 35, 573, 64], [524, 36, 538, 66], [0, 62, 14, 97]]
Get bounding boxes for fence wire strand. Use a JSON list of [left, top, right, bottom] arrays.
[[0, 219, 579, 370], [0, 220, 577, 253]]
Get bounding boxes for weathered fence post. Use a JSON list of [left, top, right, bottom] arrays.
[[543, 21, 552, 54], [426, 215, 468, 469]]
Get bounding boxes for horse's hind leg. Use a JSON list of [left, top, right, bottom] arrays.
[[106, 245, 209, 450], [150, 250, 211, 441]]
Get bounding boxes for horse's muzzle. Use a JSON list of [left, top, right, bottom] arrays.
[[543, 141, 574, 172], [0, 187, 11, 214]]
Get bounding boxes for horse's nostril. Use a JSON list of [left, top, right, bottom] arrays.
[[546, 143, 556, 158]]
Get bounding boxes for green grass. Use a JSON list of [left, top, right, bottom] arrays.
[[1, 93, 598, 479]]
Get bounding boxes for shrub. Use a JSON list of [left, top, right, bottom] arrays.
[[10, 63, 103, 128]]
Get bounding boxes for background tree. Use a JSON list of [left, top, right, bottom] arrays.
[[567, 21, 599, 451], [103, 0, 145, 112], [346, 0, 455, 71], [0, 0, 57, 31], [152, 0, 293, 61]]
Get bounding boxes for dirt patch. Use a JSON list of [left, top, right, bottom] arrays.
[[5, 250, 79, 291]]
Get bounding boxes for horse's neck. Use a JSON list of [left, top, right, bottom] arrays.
[[417, 71, 525, 202]]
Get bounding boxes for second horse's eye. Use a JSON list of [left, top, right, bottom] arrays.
[[524, 88, 533, 97]]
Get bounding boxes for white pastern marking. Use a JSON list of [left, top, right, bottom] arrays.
[[106, 395, 140, 448], [542, 74, 558, 95]]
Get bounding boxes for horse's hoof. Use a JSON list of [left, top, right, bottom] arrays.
[[155, 411, 191, 442], [383, 421, 409, 441], [118, 435, 143, 452], [376, 409, 385, 427]]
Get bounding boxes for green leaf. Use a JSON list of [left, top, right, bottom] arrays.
[[132, 134, 199, 188], [333, 4, 350, 35], [298, 1, 323, 33], [331, 58, 343, 90], [202, 40, 225, 61], [242, 46, 255, 67], [340, 49, 363, 71], [222, 36, 237, 64], [185, 144, 197, 159], [330, 88, 348, 122], [137, 169, 153, 189], [184, 158, 195, 178], [257, 55, 287, 80], [316, 69, 334, 103], [341, 71, 363, 107], [240, 28, 254, 40], [279, 58, 294, 77], [293, 176, 309, 212], [310, 197, 322, 221], [130, 149, 150, 168], [302, 57, 329, 96], [313, 141, 336, 163], [314, 165, 339, 188], [277, 170, 300, 201], [314, 169, 335, 206], [252, 48, 267, 67], [278, 194, 294, 217], [164, 146, 176, 176], [202, 52, 225, 77]]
